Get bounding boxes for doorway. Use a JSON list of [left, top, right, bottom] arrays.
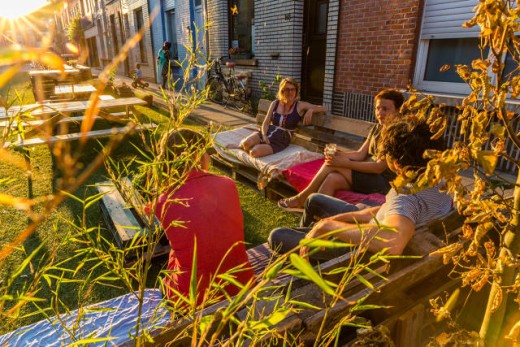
[[167, 10, 179, 59], [301, 0, 328, 104]]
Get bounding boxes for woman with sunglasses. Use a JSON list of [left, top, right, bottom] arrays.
[[232, 77, 325, 158]]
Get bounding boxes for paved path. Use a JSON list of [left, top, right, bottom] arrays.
[[92, 68, 255, 128]]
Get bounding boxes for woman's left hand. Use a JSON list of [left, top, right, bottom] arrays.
[[303, 109, 313, 125]]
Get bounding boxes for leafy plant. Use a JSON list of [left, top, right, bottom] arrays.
[[259, 74, 283, 101], [398, 1, 520, 344], [66, 16, 83, 45]]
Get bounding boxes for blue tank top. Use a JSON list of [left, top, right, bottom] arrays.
[[271, 100, 300, 130]]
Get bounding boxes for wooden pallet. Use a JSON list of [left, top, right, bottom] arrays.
[[211, 99, 375, 200]]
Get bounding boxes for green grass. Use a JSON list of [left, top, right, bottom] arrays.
[[0, 73, 299, 333]]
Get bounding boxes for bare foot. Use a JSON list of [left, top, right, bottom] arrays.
[[226, 144, 242, 149]]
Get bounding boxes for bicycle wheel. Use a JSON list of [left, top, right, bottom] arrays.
[[229, 79, 248, 111], [206, 77, 225, 104]]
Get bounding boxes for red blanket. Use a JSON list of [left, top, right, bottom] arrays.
[[282, 159, 386, 205]]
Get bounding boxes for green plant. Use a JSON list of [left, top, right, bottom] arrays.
[[399, 1, 520, 344], [259, 74, 283, 101], [66, 16, 83, 45]]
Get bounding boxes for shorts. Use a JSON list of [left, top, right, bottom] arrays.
[[351, 170, 391, 194], [256, 125, 292, 154]]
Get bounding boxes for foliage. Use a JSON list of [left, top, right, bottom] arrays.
[[259, 74, 283, 101], [398, 0, 520, 344], [0, 3, 405, 346], [66, 16, 83, 45]]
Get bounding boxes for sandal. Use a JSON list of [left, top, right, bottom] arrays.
[[277, 197, 304, 213]]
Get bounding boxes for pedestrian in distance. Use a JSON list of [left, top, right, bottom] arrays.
[[157, 41, 172, 89]]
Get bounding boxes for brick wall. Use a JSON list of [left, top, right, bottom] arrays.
[[205, 0, 304, 99], [206, 0, 229, 60], [334, 0, 423, 96], [253, 0, 304, 95]]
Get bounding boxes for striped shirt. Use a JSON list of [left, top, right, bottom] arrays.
[[370, 184, 453, 229]]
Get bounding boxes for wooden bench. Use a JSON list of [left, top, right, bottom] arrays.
[[3, 123, 157, 149], [96, 178, 169, 262], [256, 98, 374, 152], [149, 209, 463, 345]]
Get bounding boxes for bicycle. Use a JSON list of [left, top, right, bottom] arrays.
[[129, 71, 149, 89], [206, 56, 249, 110]]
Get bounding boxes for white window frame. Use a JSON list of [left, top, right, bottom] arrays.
[[414, 39, 473, 95], [414, 0, 480, 95]]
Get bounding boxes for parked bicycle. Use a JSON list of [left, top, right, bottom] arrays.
[[206, 56, 249, 110]]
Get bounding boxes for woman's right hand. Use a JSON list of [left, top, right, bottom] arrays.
[[262, 133, 270, 144], [325, 151, 351, 167]]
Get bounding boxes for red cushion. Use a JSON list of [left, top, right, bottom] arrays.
[[282, 159, 386, 205]]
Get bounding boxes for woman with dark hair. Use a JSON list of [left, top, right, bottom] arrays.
[[155, 128, 254, 305], [157, 41, 172, 89]]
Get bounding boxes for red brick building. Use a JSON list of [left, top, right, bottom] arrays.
[[331, 0, 423, 119], [335, 0, 422, 95]]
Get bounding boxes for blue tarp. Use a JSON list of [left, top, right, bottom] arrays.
[[0, 289, 170, 346]]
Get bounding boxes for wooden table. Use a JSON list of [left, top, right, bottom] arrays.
[[29, 68, 80, 78], [29, 68, 82, 100], [54, 83, 97, 100]]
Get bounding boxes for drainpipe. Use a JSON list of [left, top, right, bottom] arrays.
[[188, 0, 197, 81], [160, 0, 166, 40], [203, 0, 209, 60], [147, 0, 157, 82]]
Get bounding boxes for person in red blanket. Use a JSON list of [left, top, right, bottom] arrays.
[[278, 89, 405, 212], [154, 128, 254, 307]]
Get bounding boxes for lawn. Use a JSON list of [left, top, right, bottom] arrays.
[[0, 72, 299, 333]]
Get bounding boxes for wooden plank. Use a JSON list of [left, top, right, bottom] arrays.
[[394, 304, 424, 346], [0, 115, 104, 128], [54, 84, 96, 95], [3, 123, 157, 148], [96, 182, 142, 246], [258, 99, 272, 115], [106, 111, 128, 117], [96, 179, 169, 261], [318, 115, 374, 138], [118, 177, 162, 232], [0, 97, 147, 119], [29, 68, 80, 76]]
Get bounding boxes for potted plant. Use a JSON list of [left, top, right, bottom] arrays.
[[228, 47, 250, 60]]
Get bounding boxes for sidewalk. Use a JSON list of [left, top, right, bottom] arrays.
[[93, 68, 255, 128]]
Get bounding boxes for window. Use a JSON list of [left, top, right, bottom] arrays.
[[414, 0, 481, 94], [423, 38, 486, 83], [134, 8, 147, 63], [229, 0, 254, 58]]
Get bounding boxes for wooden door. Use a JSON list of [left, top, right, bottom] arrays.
[[301, 0, 328, 104]]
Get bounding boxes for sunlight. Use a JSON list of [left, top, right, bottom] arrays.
[[0, 0, 49, 19]]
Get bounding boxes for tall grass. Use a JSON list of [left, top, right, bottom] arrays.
[[0, 12, 393, 346]]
